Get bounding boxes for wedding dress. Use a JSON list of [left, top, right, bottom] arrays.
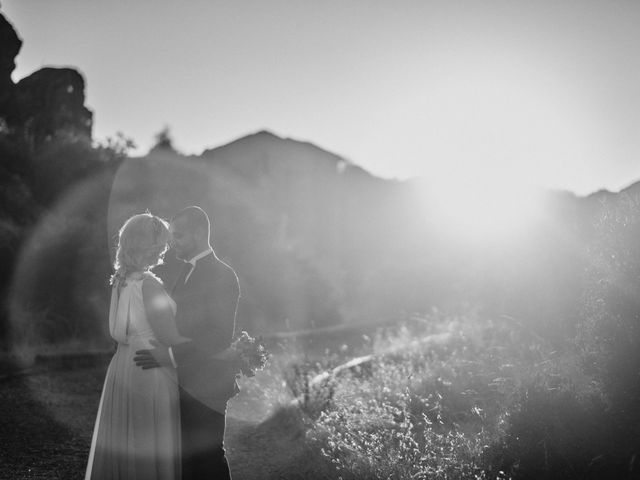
[[85, 272, 181, 480]]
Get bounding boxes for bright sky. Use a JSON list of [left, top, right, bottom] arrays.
[[3, 0, 640, 195]]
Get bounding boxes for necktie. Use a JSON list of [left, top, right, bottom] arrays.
[[171, 262, 194, 295]]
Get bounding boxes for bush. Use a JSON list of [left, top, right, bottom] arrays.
[[300, 314, 547, 479], [313, 394, 489, 480], [275, 310, 638, 479], [577, 193, 640, 455]]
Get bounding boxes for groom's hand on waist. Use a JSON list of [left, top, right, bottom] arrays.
[[134, 340, 173, 369]]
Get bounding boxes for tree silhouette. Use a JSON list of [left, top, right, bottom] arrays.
[[151, 126, 175, 152]]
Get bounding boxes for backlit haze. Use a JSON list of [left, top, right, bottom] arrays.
[[3, 0, 640, 196]]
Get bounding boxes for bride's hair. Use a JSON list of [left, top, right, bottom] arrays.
[[111, 213, 170, 285]]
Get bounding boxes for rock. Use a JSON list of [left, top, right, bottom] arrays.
[[0, 12, 93, 144], [0, 13, 22, 125], [15, 67, 93, 145]]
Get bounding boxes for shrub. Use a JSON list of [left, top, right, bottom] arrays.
[[289, 311, 630, 479], [304, 314, 536, 479], [577, 193, 640, 455]]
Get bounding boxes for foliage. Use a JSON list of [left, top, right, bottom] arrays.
[[230, 330, 270, 377], [151, 126, 175, 152], [577, 192, 640, 456], [94, 132, 136, 162], [263, 310, 639, 479], [0, 126, 124, 351], [312, 393, 489, 480], [292, 315, 528, 478], [486, 383, 611, 479]]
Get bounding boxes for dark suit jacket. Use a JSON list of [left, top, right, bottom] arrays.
[[171, 251, 240, 412]]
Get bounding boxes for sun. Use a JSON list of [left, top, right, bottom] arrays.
[[415, 172, 543, 245]]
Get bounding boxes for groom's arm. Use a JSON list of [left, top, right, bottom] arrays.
[[170, 267, 239, 367]]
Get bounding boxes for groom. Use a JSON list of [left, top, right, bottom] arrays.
[[135, 206, 240, 479]]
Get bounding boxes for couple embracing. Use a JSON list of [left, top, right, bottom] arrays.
[[85, 206, 240, 480]]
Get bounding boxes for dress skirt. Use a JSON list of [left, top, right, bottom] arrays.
[[85, 336, 181, 480]]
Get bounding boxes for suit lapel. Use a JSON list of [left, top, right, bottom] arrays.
[[172, 253, 214, 305], [184, 253, 210, 288], [171, 262, 193, 296]]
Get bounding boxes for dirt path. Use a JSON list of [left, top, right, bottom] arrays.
[[0, 366, 104, 479]]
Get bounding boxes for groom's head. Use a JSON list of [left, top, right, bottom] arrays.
[[169, 206, 211, 261]]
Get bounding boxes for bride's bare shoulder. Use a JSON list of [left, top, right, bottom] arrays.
[[142, 272, 168, 298]]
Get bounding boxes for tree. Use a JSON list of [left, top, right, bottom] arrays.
[[150, 126, 175, 152]]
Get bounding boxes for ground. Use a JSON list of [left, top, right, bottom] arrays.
[[0, 366, 104, 479], [0, 360, 320, 480]]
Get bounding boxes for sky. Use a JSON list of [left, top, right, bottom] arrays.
[[2, 0, 640, 195]]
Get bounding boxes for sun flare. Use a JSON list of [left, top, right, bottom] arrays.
[[416, 174, 542, 244]]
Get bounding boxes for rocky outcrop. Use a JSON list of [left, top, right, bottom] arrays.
[[0, 13, 22, 127], [15, 67, 93, 144], [0, 12, 92, 144]]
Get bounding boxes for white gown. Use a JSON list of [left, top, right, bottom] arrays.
[[85, 272, 181, 480]]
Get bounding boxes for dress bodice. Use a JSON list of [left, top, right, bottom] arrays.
[[109, 272, 176, 345]]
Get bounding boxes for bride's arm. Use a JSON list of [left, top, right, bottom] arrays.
[[142, 275, 190, 346]]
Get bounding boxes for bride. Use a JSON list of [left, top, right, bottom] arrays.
[[85, 213, 188, 480]]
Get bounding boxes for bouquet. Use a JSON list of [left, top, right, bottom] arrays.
[[225, 331, 270, 377]]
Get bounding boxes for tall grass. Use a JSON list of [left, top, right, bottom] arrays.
[[266, 311, 619, 479]]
